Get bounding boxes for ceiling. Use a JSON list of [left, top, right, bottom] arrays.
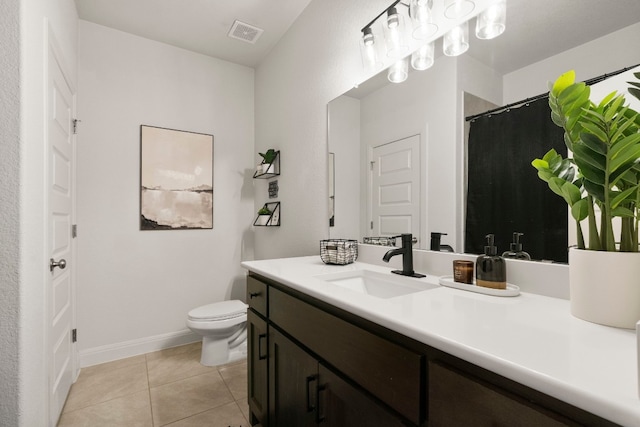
[[75, 0, 640, 70], [74, 0, 314, 68]]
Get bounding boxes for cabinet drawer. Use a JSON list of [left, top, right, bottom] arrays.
[[247, 276, 268, 317], [269, 287, 424, 425], [428, 361, 573, 427]]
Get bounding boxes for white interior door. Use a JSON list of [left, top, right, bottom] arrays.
[[48, 39, 77, 425], [370, 135, 421, 241]]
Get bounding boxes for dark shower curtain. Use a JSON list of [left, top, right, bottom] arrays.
[[465, 98, 568, 262]]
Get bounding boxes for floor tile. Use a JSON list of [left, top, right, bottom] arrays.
[[219, 361, 248, 401], [57, 390, 152, 427], [81, 354, 147, 376], [147, 344, 215, 388], [150, 371, 235, 426], [237, 399, 250, 423], [63, 361, 148, 413], [145, 341, 201, 362], [163, 401, 249, 427]]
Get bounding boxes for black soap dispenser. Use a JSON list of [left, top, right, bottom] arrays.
[[476, 234, 507, 289], [502, 232, 531, 260]]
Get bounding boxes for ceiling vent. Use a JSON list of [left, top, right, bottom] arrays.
[[228, 20, 264, 44]]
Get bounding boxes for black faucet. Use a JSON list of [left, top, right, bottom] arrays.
[[382, 234, 426, 278], [430, 232, 454, 252]]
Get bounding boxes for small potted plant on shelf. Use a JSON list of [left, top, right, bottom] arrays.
[[259, 149, 278, 174], [531, 70, 640, 328], [255, 206, 272, 226]]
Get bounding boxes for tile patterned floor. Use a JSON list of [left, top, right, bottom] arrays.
[[57, 342, 249, 427]]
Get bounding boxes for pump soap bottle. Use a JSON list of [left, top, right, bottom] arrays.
[[502, 232, 531, 260], [476, 234, 507, 289]]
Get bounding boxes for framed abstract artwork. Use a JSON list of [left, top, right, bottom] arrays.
[[140, 125, 213, 230]]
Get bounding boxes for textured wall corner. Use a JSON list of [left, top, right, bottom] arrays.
[[0, 1, 21, 424]]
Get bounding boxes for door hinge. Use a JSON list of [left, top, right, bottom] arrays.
[[73, 119, 81, 134], [72, 329, 77, 343], [72, 224, 77, 238], [370, 221, 373, 229], [370, 161, 375, 170]]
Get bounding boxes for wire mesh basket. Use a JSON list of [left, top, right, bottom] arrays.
[[320, 239, 358, 265]]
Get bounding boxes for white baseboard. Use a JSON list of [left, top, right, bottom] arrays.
[[79, 329, 200, 368]]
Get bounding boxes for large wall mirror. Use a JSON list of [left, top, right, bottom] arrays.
[[328, 0, 640, 263]]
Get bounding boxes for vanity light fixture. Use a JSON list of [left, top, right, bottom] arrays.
[[360, 0, 505, 84], [444, 0, 476, 19], [359, 27, 383, 73], [383, 6, 410, 59], [409, 0, 438, 40], [475, 0, 506, 39], [411, 41, 435, 70], [443, 21, 469, 56], [388, 57, 409, 83]]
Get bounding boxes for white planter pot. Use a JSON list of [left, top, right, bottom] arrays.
[[569, 248, 640, 329]]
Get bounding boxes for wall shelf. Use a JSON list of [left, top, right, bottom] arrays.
[[253, 202, 281, 227], [253, 150, 280, 179]]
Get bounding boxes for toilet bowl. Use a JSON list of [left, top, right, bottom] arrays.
[[186, 300, 248, 366]]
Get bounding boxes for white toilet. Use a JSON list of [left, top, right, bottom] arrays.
[[186, 300, 248, 366]]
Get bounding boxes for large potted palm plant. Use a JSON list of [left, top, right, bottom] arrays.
[[532, 70, 640, 328]]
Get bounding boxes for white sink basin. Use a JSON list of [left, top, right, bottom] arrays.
[[315, 269, 437, 299]]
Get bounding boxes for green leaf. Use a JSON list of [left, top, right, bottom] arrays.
[[584, 179, 605, 202], [580, 132, 607, 155], [538, 170, 554, 182], [603, 94, 625, 122], [572, 143, 606, 172], [571, 199, 589, 222], [597, 91, 617, 110], [609, 115, 638, 145], [548, 177, 567, 198], [531, 158, 549, 171], [610, 133, 640, 161], [610, 144, 640, 174], [629, 88, 640, 102], [579, 119, 609, 142], [560, 181, 582, 205], [552, 71, 576, 96], [611, 206, 635, 218], [611, 186, 638, 209]]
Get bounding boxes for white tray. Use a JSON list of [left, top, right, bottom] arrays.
[[439, 276, 520, 297]]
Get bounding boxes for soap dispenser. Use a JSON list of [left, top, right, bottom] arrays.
[[476, 234, 507, 289], [502, 232, 531, 260]]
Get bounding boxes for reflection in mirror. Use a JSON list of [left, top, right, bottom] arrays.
[[327, 0, 640, 262], [329, 152, 335, 227]]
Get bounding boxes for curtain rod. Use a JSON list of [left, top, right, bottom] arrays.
[[465, 63, 640, 122]]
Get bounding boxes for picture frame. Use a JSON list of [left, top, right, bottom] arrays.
[[140, 125, 214, 230]]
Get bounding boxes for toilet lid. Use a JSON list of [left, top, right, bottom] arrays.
[[188, 300, 248, 321]]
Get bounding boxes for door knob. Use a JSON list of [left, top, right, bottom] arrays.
[[50, 258, 67, 272]]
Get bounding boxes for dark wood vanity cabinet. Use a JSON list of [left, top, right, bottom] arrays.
[[246, 272, 619, 427]]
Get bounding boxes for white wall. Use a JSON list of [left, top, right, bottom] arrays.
[[328, 96, 361, 240], [503, 23, 640, 104], [254, 0, 392, 259], [17, 0, 78, 425], [0, 2, 20, 425], [77, 21, 255, 365]]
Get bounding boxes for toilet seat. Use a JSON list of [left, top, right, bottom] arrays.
[[188, 300, 248, 322]]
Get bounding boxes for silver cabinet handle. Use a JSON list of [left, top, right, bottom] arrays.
[[50, 258, 67, 272]]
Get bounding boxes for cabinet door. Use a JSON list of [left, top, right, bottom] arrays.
[[269, 328, 318, 427], [248, 309, 268, 426], [428, 361, 573, 427], [318, 364, 406, 427]]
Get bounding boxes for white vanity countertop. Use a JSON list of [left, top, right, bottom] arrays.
[[241, 256, 639, 426]]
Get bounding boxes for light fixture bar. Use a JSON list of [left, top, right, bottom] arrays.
[[360, 0, 403, 33]]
